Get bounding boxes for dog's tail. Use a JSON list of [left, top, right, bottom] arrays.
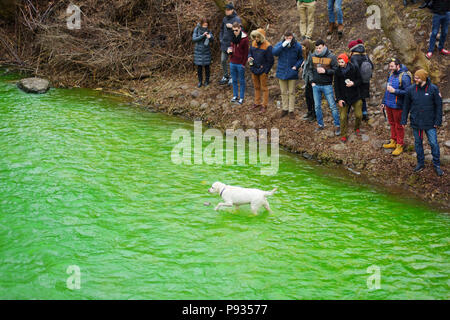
[[264, 187, 277, 197]]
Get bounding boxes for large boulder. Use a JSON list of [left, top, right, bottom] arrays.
[[17, 78, 50, 94]]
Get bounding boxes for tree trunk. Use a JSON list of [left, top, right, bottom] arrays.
[[0, 0, 17, 22], [363, 0, 441, 81]]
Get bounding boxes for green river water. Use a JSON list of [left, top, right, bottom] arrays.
[[0, 71, 449, 299]]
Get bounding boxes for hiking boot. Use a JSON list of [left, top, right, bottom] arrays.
[[383, 139, 396, 149], [197, 82, 202, 88], [337, 24, 344, 38], [434, 166, 444, 176], [289, 111, 295, 119], [413, 164, 424, 173], [328, 22, 336, 35], [204, 80, 209, 87], [303, 111, 312, 120], [335, 127, 341, 136], [392, 144, 403, 156], [231, 96, 238, 103], [440, 49, 450, 56], [281, 110, 289, 118], [362, 114, 369, 122], [219, 76, 229, 85], [315, 125, 325, 132]]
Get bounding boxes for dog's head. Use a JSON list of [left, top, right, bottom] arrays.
[[208, 181, 225, 194]]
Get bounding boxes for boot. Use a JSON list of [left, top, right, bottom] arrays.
[[383, 139, 396, 149], [337, 24, 344, 38], [327, 22, 336, 35], [281, 110, 288, 118], [392, 144, 403, 156]]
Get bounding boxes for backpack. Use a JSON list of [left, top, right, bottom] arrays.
[[359, 55, 373, 84], [398, 70, 412, 88]]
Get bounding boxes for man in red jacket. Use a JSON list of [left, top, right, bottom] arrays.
[[228, 22, 249, 105]]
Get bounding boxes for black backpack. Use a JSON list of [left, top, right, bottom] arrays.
[[359, 55, 373, 84]]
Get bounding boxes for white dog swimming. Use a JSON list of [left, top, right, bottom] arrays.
[[208, 181, 277, 214]]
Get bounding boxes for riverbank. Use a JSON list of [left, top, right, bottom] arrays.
[[1, 0, 449, 210]]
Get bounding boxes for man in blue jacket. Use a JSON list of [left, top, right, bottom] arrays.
[[219, 3, 242, 85], [401, 69, 444, 177], [381, 58, 412, 156]]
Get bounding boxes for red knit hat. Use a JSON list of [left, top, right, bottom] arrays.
[[348, 39, 363, 50], [338, 53, 349, 64]]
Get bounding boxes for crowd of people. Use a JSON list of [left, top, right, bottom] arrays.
[[191, 2, 447, 176]]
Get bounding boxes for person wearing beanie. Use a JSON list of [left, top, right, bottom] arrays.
[[219, 3, 242, 85], [228, 22, 249, 105], [348, 39, 373, 122], [334, 53, 363, 143], [401, 69, 444, 177], [327, 0, 344, 38], [248, 28, 274, 112], [301, 38, 316, 121], [296, 0, 316, 40], [381, 58, 412, 156], [272, 31, 304, 118], [425, 0, 450, 59], [192, 18, 214, 88]]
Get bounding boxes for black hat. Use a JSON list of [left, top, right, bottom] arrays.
[[225, 3, 234, 10]]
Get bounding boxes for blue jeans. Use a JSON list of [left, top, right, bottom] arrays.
[[428, 12, 449, 52], [312, 84, 340, 127], [362, 99, 367, 115], [230, 62, 245, 99], [413, 128, 440, 167], [327, 0, 343, 24]]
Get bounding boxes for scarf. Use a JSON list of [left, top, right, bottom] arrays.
[[232, 31, 242, 44]]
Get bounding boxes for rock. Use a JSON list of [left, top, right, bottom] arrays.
[[180, 85, 189, 90], [441, 155, 450, 165], [232, 120, 240, 129], [424, 149, 431, 155], [248, 121, 255, 128], [361, 134, 370, 142], [200, 103, 208, 110], [302, 152, 313, 160], [442, 98, 450, 104], [17, 77, 50, 94], [370, 159, 377, 164], [425, 154, 433, 162], [373, 45, 385, 59], [191, 90, 200, 98], [445, 141, 450, 148], [443, 104, 450, 114], [326, 35, 332, 41], [190, 100, 200, 108], [332, 143, 346, 151], [167, 90, 178, 98], [418, 31, 425, 36], [326, 130, 335, 138]]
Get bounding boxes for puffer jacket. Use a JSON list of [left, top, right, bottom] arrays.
[[272, 39, 304, 80], [248, 29, 274, 75], [350, 44, 373, 99], [401, 78, 443, 130], [219, 12, 242, 52], [382, 64, 412, 110], [192, 24, 214, 66]]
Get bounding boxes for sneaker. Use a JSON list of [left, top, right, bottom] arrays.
[[315, 125, 324, 132], [425, 52, 433, 59], [335, 127, 341, 136], [231, 96, 238, 103], [289, 111, 295, 119], [237, 98, 244, 105], [197, 82, 202, 88], [413, 164, 424, 173], [434, 166, 444, 176], [355, 129, 361, 136], [340, 136, 347, 143], [228, 78, 233, 86], [440, 49, 450, 56], [362, 114, 369, 122], [281, 110, 288, 117], [204, 80, 209, 87], [219, 76, 229, 85]]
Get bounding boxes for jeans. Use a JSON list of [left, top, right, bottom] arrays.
[[362, 99, 368, 115], [230, 62, 246, 99], [327, 0, 343, 24], [413, 128, 440, 167], [221, 51, 229, 78], [197, 65, 210, 83], [428, 12, 450, 52], [312, 84, 340, 127]]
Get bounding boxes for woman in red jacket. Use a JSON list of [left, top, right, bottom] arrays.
[[227, 22, 249, 105]]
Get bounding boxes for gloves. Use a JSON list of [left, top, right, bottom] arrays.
[[282, 40, 290, 47]]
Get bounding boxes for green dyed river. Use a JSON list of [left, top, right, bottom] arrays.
[[0, 71, 449, 300]]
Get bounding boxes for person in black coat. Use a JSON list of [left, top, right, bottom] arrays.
[[401, 69, 444, 176], [192, 18, 214, 87], [334, 53, 363, 142]]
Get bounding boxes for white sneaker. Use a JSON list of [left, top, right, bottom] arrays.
[[231, 96, 238, 103], [238, 98, 244, 105]]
